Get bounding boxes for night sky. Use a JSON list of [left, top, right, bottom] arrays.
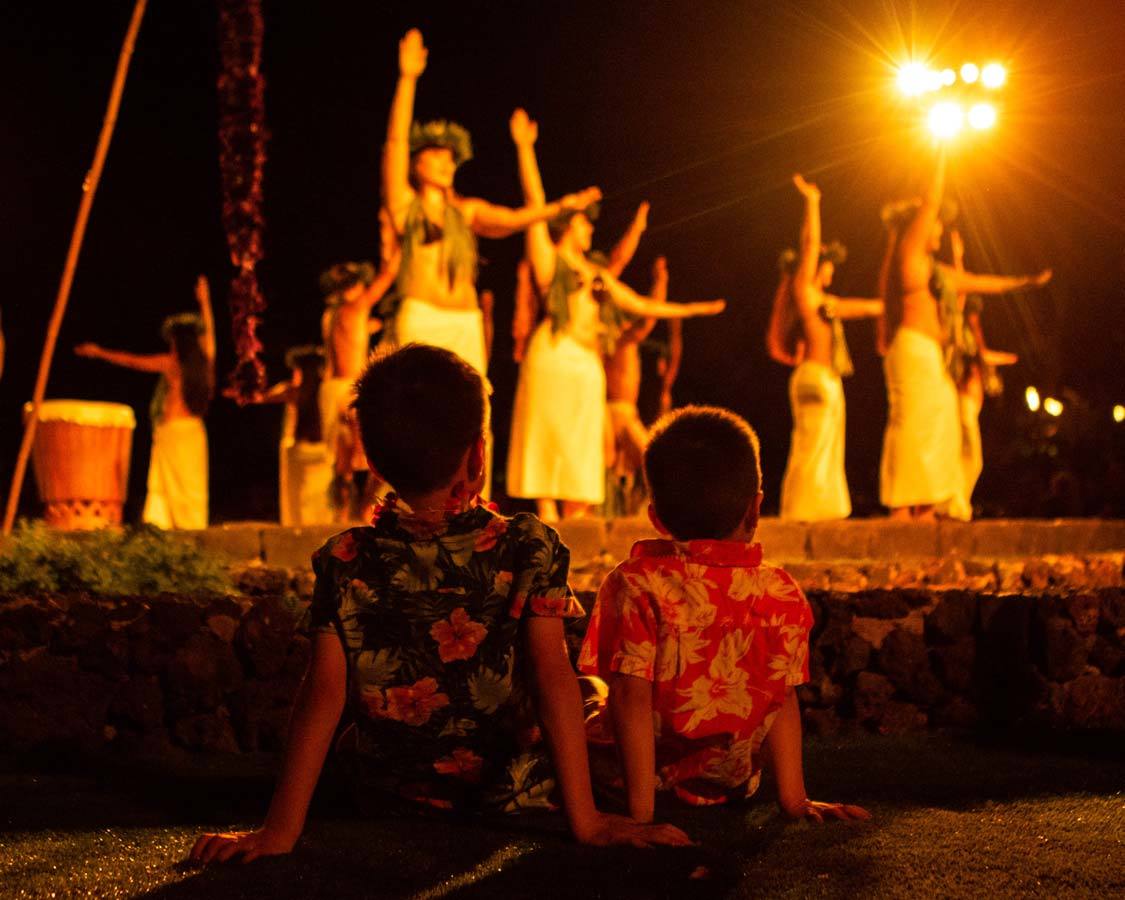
[[3, 0, 1124, 523]]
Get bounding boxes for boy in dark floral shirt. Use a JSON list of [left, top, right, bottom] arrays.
[[191, 345, 688, 864]]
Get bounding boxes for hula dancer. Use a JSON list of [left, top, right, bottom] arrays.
[[382, 30, 600, 376], [768, 175, 882, 522], [945, 227, 1048, 520], [75, 276, 216, 529], [506, 108, 725, 522]]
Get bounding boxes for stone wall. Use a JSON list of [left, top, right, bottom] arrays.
[[2, 562, 1123, 761]]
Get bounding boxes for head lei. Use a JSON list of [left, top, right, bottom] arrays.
[[777, 240, 847, 274], [319, 261, 376, 303], [409, 120, 474, 168], [881, 198, 959, 232], [548, 199, 602, 243], [161, 312, 204, 342], [284, 344, 325, 370]]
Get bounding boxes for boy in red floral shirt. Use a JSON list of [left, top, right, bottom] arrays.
[[579, 406, 869, 823], [191, 345, 689, 864]]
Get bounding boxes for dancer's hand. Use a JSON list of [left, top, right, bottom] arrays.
[[1031, 268, 1053, 287], [982, 348, 1019, 367], [189, 827, 297, 866], [633, 201, 650, 231], [509, 108, 538, 146], [781, 799, 871, 824], [690, 300, 726, 317], [559, 186, 602, 212], [574, 812, 694, 848], [399, 29, 427, 78], [792, 174, 821, 201], [652, 255, 668, 284], [194, 275, 211, 305], [74, 343, 102, 359]]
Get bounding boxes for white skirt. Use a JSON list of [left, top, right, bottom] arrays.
[[879, 328, 961, 509], [780, 361, 850, 521], [945, 391, 983, 522], [143, 417, 208, 530], [507, 323, 606, 504], [394, 297, 487, 377], [280, 439, 334, 527]]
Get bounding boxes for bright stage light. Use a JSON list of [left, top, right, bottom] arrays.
[[897, 62, 931, 97], [941, 68, 956, 86], [1044, 397, 1064, 417], [1026, 386, 1041, 412], [968, 102, 997, 130], [1114, 404, 1125, 423], [961, 62, 980, 84], [982, 62, 1007, 89], [928, 101, 964, 139]]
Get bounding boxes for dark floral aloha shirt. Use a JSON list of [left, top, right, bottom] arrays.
[[310, 494, 584, 812]]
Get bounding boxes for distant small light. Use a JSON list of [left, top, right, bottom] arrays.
[[1114, 404, 1125, 423], [961, 63, 980, 84], [941, 68, 957, 86], [968, 103, 997, 130], [982, 62, 1007, 89], [1044, 397, 1064, 417], [1026, 386, 1041, 412]]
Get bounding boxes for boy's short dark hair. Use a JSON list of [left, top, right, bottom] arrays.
[[644, 406, 762, 541], [353, 344, 487, 496]]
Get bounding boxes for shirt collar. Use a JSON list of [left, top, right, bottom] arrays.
[[371, 491, 496, 540], [631, 538, 764, 568]]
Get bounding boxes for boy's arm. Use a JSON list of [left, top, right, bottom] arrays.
[[608, 673, 657, 822], [525, 616, 690, 847], [764, 688, 870, 823], [189, 631, 348, 863]]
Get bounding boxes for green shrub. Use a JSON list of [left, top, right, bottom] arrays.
[[0, 521, 231, 596]]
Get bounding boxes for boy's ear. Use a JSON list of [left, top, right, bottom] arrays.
[[647, 502, 672, 537], [467, 435, 486, 483], [743, 491, 764, 531]]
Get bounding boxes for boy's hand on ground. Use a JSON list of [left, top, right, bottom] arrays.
[[188, 827, 297, 865], [782, 800, 871, 824], [575, 812, 694, 848]]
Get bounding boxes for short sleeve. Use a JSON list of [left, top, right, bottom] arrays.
[[766, 570, 813, 687], [580, 567, 659, 682], [507, 515, 584, 620], [308, 543, 342, 635]]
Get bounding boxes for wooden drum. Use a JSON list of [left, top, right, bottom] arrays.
[[25, 400, 136, 529]]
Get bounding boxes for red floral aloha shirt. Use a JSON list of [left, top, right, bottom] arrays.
[[310, 495, 583, 812], [578, 539, 813, 806]]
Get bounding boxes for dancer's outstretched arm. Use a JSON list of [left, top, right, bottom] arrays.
[[831, 297, 885, 319], [511, 109, 555, 287], [899, 150, 946, 290], [943, 266, 1052, 296], [383, 30, 425, 223], [791, 175, 822, 308], [195, 275, 216, 364], [462, 188, 601, 240], [74, 343, 170, 373], [598, 269, 724, 320], [606, 202, 649, 278]]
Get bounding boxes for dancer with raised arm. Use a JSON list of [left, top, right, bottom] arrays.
[[879, 152, 1051, 520], [768, 175, 883, 522], [506, 108, 725, 522], [878, 152, 960, 520], [75, 276, 216, 529], [945, 227, 1047, 520], [382, 29, 599, 377]]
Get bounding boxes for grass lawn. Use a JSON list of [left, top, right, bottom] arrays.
[[1, 732, 1123, 899]]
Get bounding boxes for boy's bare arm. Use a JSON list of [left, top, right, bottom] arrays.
[[525, 617, 691, 847], [764, 688, 870, 823], [608, 673, 657, 822], [189, 632, 348, 864]]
